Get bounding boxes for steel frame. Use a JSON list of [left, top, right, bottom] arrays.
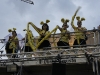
[[0, 29, 100, 65]]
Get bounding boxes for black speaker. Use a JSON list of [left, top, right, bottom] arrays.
[[52, 63, 66, 75]]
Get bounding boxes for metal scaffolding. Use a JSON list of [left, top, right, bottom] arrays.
[[0, 29, 100, 64], [0, 29, 100, 75]]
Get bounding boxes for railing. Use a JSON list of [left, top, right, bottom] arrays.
[[0, 45, 99, 63], [0, 29, 99, 64]]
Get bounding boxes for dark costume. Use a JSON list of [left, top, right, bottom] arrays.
[[71, 16, 87, 48], [5, 36, 18, 54], [22, 30, 33, 52], [37, 20, 51, 50], [38, 29, 51, 50], [5, 28, 19, 58], [22, 39, 33, 52], [57, 18, 70, 49]]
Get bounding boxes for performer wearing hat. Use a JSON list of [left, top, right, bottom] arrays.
[[5, 28, 20, 58], [71, 13, 87, 48], [57, 18, 70, 49], [37, 19, 51, 50], [21, 29, 34, 57]]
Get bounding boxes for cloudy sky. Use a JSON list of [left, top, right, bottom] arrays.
[[0, 0, 100, 55]]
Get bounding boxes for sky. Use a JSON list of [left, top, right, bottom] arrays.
[[0, 0, 100, 57]]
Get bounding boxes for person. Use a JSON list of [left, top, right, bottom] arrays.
[[21, 29, 34, 57], [71, 14, 87, 48], [5, 28, 20, 58], [57, 18, 70, 49], [32, 19, 51, 50]]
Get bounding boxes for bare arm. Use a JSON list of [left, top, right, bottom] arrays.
[[35, 26, 42, 32], [57, 25, 62, 31], [48, 31, 51, 38], [71, 16, 76, 30], [28, 22, 42, 34]]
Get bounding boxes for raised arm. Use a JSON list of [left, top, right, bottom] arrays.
[[71, 7, 81, 29], [47, 31, 51, 38], [57, 25, 62, 31], [33, 25, 42, 32], [28, 22, 42, 35]]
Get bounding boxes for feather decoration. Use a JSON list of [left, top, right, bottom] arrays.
[[46, 19, 50, 23], [65, 19, 70, 22], [81, 17, 85, 21], [8, 29, 12, 32], [76, 16, 80, 21], [13, 28, 16, 31], [40, 21, 44, 25], [61, 18, 65, 23]]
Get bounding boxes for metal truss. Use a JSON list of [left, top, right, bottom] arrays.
[[0, 39, 6, 43], [0, 29, 100, 65], [0, 45, 100, 64]]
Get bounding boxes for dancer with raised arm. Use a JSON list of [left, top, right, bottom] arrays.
[[28, 20, 51, 50], [71, 7, 87, 48], [57, 18, 70, 49], [37, 20, 51, 50]]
